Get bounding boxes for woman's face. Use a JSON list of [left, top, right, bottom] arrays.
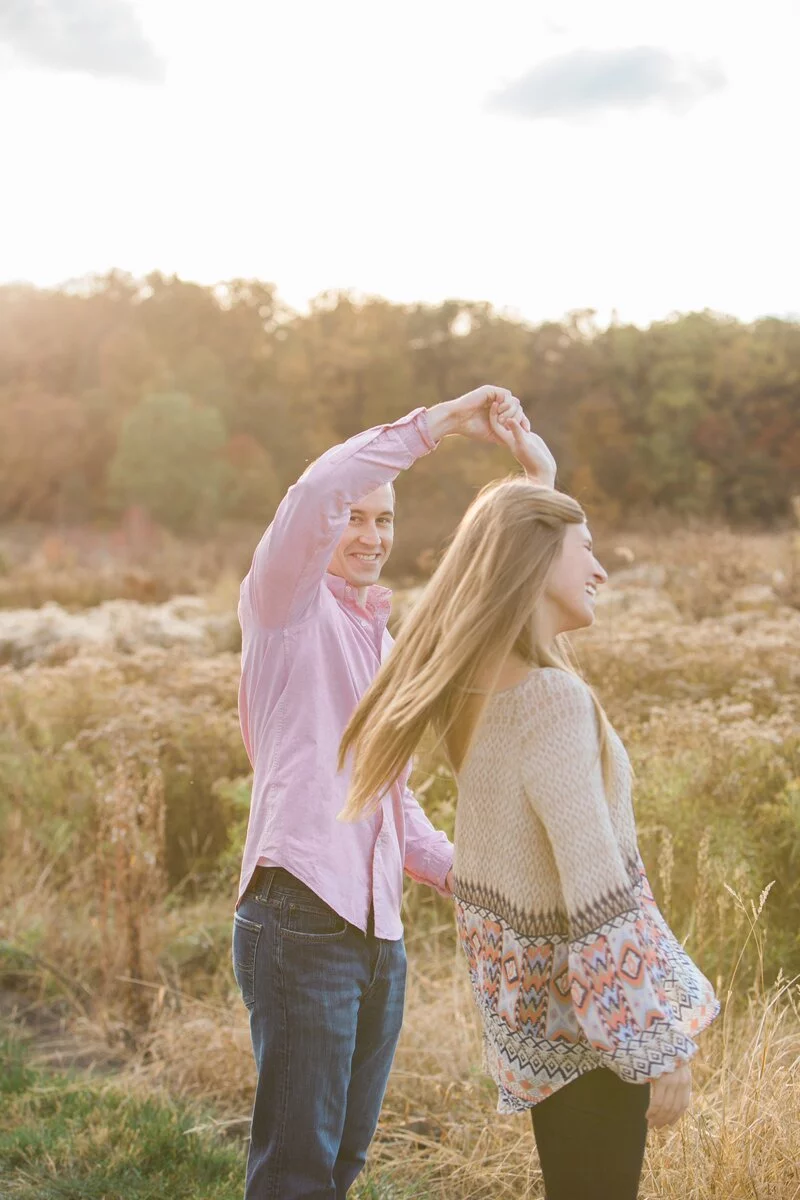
[[540, 521, 607, 636]]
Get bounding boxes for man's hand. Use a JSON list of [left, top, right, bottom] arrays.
[[426, 385, 524, 444], [444, 868, 454, 895], [645, 1063, 692, 1129], [489, 404, 557, 488]]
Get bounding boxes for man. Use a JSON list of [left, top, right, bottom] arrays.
[[232, 384, 550, 1199]]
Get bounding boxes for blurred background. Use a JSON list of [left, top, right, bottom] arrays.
[[0, 3, 798, 1198]]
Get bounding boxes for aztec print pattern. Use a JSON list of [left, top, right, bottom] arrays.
[[455, 853, 642, 941], [454, 856, 720, 1113]]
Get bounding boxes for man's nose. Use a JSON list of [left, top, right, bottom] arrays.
[[357, 526, 381, 546]]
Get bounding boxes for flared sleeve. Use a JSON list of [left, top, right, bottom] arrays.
[[520, 669, 703, 1084]]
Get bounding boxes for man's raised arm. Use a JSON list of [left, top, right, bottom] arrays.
[[241, 387, 524, 629], [242, 407, 434, 628]]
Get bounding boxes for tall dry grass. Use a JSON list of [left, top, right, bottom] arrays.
[[0, 518, 260, 611], [105, 874, 799, 1199], [0, 523, 798, 1197]]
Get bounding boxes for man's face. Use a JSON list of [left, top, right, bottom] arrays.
[[328, 484, 395, 591]]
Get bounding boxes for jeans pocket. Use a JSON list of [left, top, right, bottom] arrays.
[[232, 913, 262, 1009], [280, 900, 349, 942]]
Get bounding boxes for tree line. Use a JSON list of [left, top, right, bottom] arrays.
[[1, 271, 797, 572]]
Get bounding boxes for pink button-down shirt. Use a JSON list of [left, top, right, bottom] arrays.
[[235, 406, 454, 940]]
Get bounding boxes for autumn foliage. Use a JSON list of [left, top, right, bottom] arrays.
[[1, 273, 798, 553]]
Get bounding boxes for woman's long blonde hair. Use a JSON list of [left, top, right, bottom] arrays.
[[338, 477, 615, 820]]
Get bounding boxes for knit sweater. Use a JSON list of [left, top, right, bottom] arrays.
[[452, 667, 720, 1113]]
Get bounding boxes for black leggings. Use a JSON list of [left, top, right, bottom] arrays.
[[531, 1068, 650, 1200]]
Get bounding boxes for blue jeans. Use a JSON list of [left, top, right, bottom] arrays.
[[231, 867, 407, 1199]]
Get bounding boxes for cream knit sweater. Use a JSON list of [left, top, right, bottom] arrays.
[[452, 667, 719, 1113]]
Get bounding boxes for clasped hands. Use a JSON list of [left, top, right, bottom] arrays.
[[427, 384, 557, 489]]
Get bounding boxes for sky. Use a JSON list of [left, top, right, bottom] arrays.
[[1, 0, 798, 327]]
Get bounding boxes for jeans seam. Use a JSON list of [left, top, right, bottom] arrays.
[[266, 899, 291, 1200], [361, 938, 402, 1005], [360, 938, 383, 1005]]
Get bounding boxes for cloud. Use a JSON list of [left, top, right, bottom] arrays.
[[488, 46, 725, 120], [0, 0, 164, 83]]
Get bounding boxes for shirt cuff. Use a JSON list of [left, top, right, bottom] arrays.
[[414, 841, 454, 897], [395, 406, 439, 458], [416, 406, 440, 452]]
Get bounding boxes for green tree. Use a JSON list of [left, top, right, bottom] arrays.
[[109, 391, 227, 532]]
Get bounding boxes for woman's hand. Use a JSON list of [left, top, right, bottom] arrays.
[[426, 385, 524, 444], [645, 1063, 692, 1129], [489, 403, 557, 487]]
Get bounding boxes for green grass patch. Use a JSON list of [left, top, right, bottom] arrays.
[[0, 1034, 244, 1199]]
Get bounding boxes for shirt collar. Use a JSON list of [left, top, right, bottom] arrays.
[[325, 572, 393, 623]]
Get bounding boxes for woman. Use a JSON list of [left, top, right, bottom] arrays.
[[338, 407, 719, 1199]]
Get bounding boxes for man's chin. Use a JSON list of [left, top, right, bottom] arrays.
[[346, 562, 384, 586]]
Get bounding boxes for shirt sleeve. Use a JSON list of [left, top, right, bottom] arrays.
[[520, 669, 699, 1084], [401, 785, 454, 896], [241, 407, 438, 629]]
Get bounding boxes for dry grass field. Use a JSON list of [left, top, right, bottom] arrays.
[[1, 522, 798, 1198]]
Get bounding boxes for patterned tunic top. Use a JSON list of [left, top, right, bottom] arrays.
[[452, 667, 720, 1113]]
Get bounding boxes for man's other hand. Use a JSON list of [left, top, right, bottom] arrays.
[[426, 385, 523, 444]]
